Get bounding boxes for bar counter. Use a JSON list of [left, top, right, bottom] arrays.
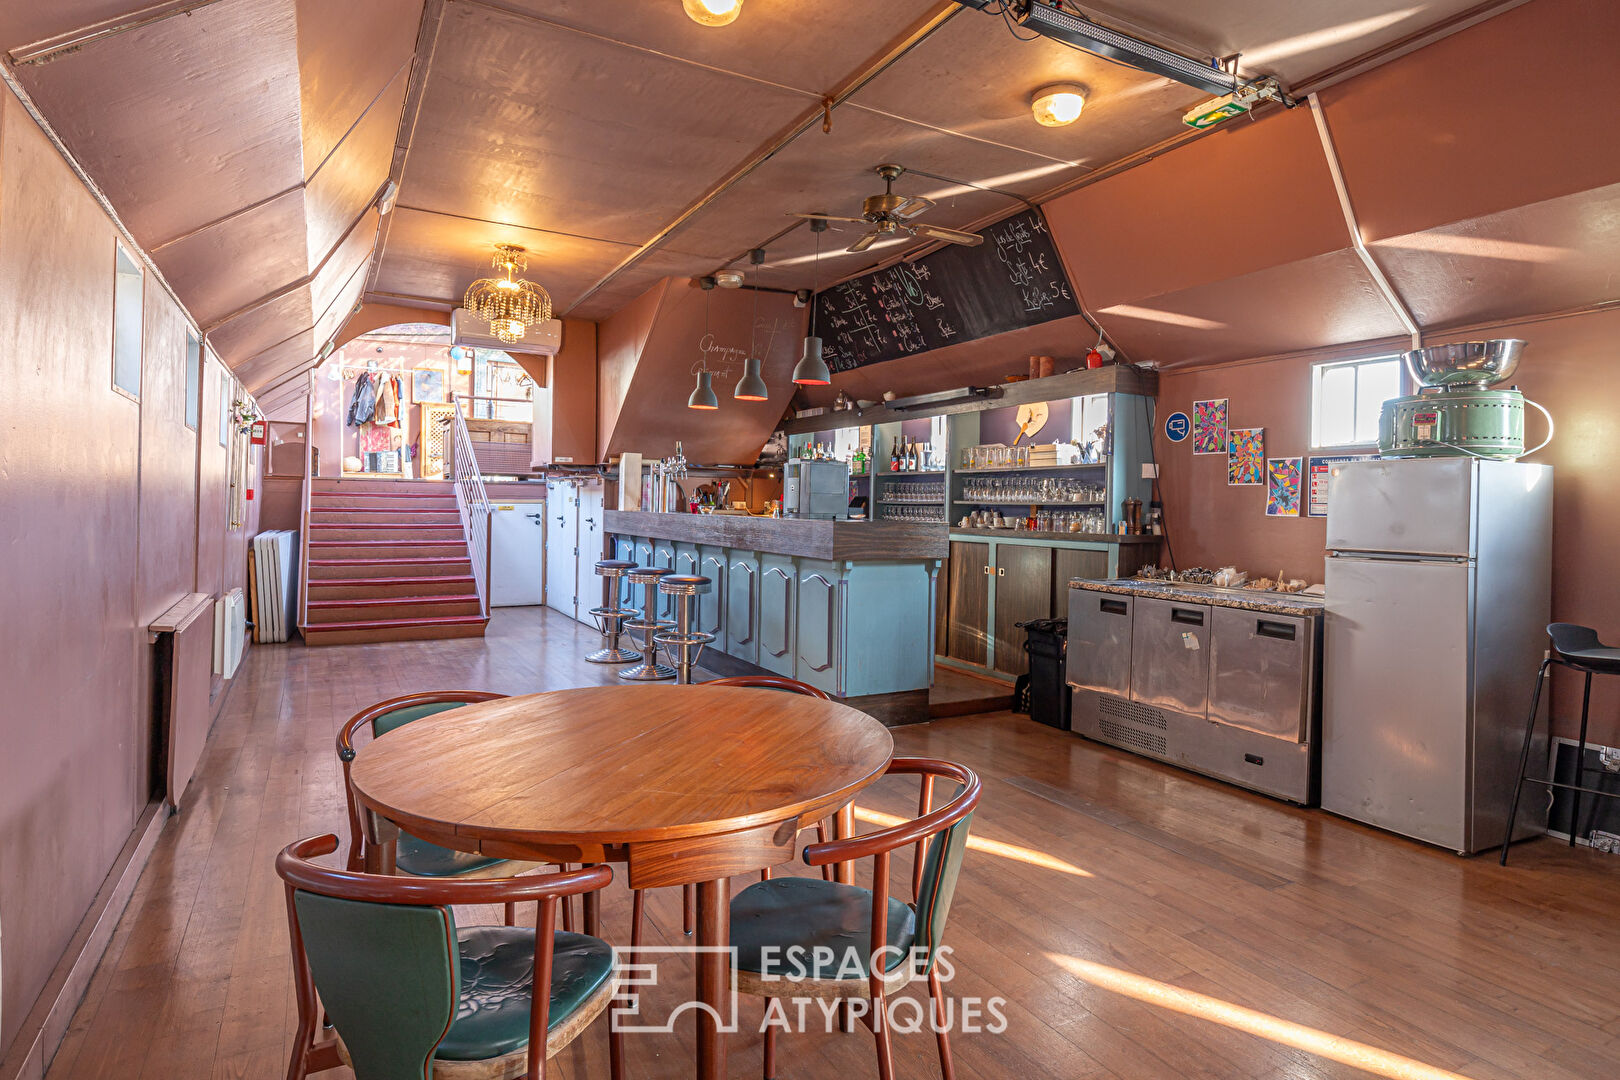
[[605, 511, 945, 724]]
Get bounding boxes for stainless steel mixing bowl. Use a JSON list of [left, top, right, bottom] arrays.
[[1401, 339, 1525, 389]]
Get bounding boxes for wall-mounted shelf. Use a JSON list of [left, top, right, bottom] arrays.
[[880, 499, 946, 506], [875, 470, 946, 478], [955, 462, 1107, 475], [954, 499, 1104, 507]]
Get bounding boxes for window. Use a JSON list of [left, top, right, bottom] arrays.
[[184, 330, 202, 430], [111, 242, 143, 399], [1311, 356, 1401, 449]]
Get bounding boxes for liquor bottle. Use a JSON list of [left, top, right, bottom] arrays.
[[905, 438, 916, 472], [890, 440, 901, 472]]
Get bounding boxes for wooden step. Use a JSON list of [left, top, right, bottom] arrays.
[[307, 523, 465, 541], [308, 540, 468, 559], [307, 575, 479, 600], [301, 614, 489, 646], [305, 595, 483, 623], [311, 479, 454, 496], [309, 510, 462, 525], [311, 489, 459, 500], [309, 556, 471, 579], [311, 493, 460, 507]]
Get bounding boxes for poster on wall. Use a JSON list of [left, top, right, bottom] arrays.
[[1192, 398, 1227, 454], [1266, 457, 1303, 517], [1227, 427, 1264, 485], [1307, 454, 1376, 517], [412, 365, 448, 404]]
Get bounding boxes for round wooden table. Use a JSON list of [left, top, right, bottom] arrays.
[[348, 683, 894, 1080]]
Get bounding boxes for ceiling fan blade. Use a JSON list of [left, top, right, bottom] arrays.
[[910, 223, 985, 247], [846, 232, 880, 253], [893, 195, 935, 220], [789, 212, 868, 224]]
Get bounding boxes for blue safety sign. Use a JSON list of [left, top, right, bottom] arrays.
[[1165, 411, 1191, 443]]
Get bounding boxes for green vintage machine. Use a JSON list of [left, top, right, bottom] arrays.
[[1379, 339, 1553, 460]]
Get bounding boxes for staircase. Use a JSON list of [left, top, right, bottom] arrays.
[[301, 478, 489, 645]]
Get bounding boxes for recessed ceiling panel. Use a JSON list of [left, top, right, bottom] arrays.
[[208, 287, 316, 365], [484, 0, 950, 95], [13, 0, 304, 246], [397, 2, 813, 246], [845, 13, 1199, 171], [305, 69, 409, 266], [295, 0, 421, 177], [149, 188, 311, 328]]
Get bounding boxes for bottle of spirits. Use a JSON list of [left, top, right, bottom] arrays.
[[904, 438, 916, 472], [890, 440, 901, 472]]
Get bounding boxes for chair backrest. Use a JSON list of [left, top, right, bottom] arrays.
[[706, 674, 831, 699], [337, 691, 506, 871], [802, 757, 980, 976], [1548, 623, 1601, 658], [277, 835, 610, 1080]]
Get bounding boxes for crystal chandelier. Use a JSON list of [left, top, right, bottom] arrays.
[[464, 244, 551, 344]]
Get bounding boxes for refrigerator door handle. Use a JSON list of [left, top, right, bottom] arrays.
[[1327, 550, 1471, 564]]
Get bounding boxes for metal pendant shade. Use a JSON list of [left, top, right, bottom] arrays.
[[792, 336, 830, 385], [688, 370, 719, 410], [734, 355, 768, 400]]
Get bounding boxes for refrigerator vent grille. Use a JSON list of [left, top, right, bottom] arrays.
[[1099, 717, 1167, 754], [1099, 696, 1169, 730]]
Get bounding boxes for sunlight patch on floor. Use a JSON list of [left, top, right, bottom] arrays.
[[854, 808, 1092, 877], [1047, 952, 1476, 1080]]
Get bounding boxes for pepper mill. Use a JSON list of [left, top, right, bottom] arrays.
[[1122, 497, 1143, 535]]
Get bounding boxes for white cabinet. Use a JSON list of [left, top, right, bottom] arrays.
[[573, 482, 607, 618], [489, 504, 546, 606], [544, 478, 579, 620]]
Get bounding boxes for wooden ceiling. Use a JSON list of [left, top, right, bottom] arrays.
[[1, 0, 1514, 403]]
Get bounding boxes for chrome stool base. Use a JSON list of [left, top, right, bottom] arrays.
[[586, 644, 643, 664], [586, 604, 641, 665], [617, 658, 678, 681]]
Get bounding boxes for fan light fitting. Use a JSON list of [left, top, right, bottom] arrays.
[[683, 0, 742, 27], [1031, 84, 1085, 126], [463, 244, 551, 344]]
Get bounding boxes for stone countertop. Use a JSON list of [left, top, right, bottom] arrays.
[[605, 510, 947, 561], [1070, 578, 1325, 617]]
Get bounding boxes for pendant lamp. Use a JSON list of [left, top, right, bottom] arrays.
[[734, 279, 769, 400], [792, 222, 831, 386], [688, 370, 719, 410]]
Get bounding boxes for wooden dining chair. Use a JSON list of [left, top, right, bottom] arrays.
[[626, 675, 835, 955], [339, 691, 571, 930], [276, 834, 622, 1080], [728, 757, 981, 1080]]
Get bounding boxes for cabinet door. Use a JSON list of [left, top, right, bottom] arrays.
[[613, 536, 638, 609], [992, 545, 1053, 676], [1129, 596, 1210, 716], [934, 556, 949, 659], [653, 541, 677, 620], [699, 550, 727, 640], [1208, 607, 1310, 741], [758, 559, 796, 676], [946, 541, 990, 666], [725, 554, 759, 663], [796, 568, 839, 694], [544, 481, 578, 618], [1051, 547, 1109, 614], [573, 486, 605, 621]]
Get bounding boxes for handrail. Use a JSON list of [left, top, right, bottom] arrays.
[[298, 374, 314, 633], [448, 393, 493, 618]]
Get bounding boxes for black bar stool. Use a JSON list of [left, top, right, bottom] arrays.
[[586, 559, 641, 664], [654, 575, 715, 685], [619, 568, 676, 682], [1501, 623, 1620, 864]]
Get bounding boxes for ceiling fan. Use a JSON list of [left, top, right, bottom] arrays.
[[791, 164, 985, 254]]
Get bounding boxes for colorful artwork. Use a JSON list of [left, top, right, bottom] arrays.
[[1192, 398, 1227, 454], [1266, 457, 1303, 517], [411, 366, 448, 404], [1227, 427, 1265, 485]]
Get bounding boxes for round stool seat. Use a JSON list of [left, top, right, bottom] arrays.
[[658, 574, 712, 596], [595, 559, 637, 575], [626, 567, 673, 585]]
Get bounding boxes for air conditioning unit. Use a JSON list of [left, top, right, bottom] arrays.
[[450, 308, 563, 355]]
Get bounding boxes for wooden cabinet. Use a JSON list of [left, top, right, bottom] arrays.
[[724, 551, 759, 663], [698, 546, 727, 642], [946, 541, 989, 665], [795, 561, 839, 695], [758, 554, 796, 676], [991, 544, 1053, 677], [1051, 547, 1108, 615]]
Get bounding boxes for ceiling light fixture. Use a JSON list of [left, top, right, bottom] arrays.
[[714, 269, 745, 288], [734, 273, 768, 402], [1030, 84, 1086, 126], [463, 244, 551, 344], [683, 0, 742, 27], [690, 277, 721, 410], [792, 221, 830, 386]]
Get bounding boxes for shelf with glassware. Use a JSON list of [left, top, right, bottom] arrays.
[[937, 390, 1160, 680]]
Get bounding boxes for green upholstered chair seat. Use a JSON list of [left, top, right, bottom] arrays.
[[435, 927, 615, 1062], [730, 877, 916, 981], [395, 832, 507, 878]]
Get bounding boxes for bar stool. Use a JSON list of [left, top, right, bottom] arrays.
[[586, 559, 642, 664], [618, 568, 676, 681], [653, 575, 715, 685], [1501, 623, 1620, 864]]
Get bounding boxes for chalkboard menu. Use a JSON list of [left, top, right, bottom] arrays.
[[811, 208, 1080, 373]]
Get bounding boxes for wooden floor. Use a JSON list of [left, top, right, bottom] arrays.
[[44, 606, 1620, 1080]]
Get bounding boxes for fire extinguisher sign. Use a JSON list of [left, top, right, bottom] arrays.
[[250, 420, 268, 445]]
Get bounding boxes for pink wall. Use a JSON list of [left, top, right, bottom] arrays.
[[0, 83, 262, 1049]]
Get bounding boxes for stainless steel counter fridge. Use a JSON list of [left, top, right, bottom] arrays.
[[1067, 580, 1323, 803]]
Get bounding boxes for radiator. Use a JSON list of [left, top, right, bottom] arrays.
[[213, 587, 245, 677], [251, 530, 300, 643]]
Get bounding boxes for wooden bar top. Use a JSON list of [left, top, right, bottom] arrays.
[[605, 509, 947, 561]]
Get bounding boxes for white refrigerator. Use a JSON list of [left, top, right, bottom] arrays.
[[1322, 457, 1552, 853]]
